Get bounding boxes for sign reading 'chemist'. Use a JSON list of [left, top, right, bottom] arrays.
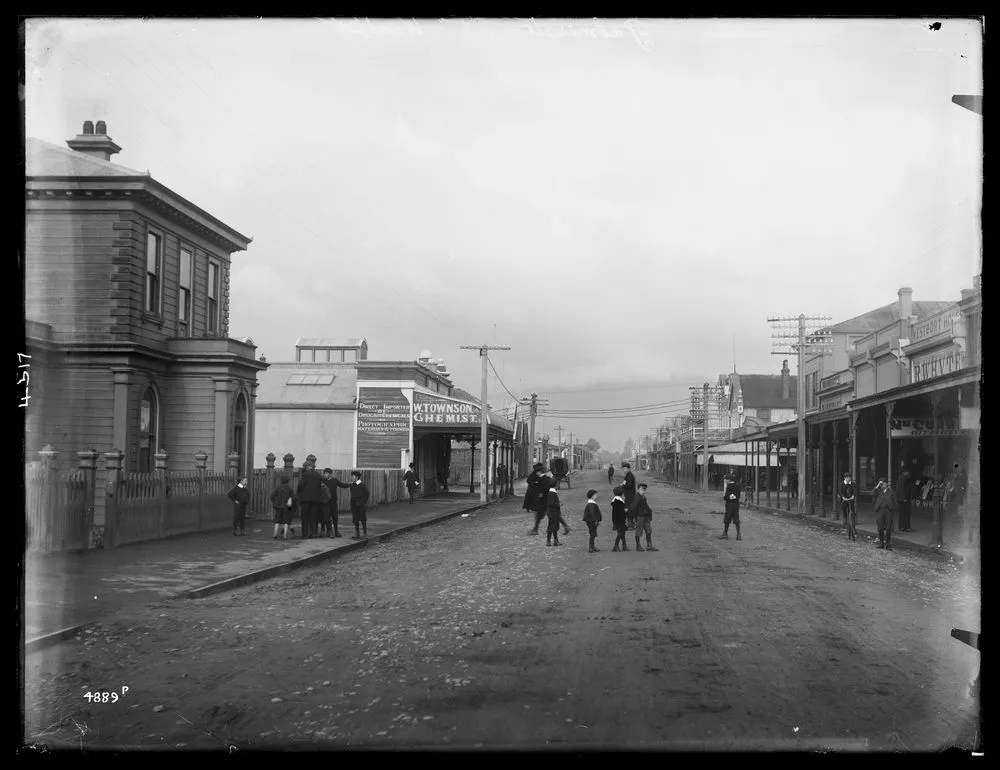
[[412, 395, 481, 425]]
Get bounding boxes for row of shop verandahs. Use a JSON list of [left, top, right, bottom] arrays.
[[657, 367, 980, 519]]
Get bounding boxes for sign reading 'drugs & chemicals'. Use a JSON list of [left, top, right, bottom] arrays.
[[356, 388, 410, 467], [412, 394, 481, 425]]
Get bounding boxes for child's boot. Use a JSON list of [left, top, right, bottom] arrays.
[[634, 537, 644, 552], [646, 538, 658, 551]]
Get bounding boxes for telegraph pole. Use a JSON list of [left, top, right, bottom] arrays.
[[767, 314, 832, 514], [703, 382, 710, 492], [461, 344, 511, 503], [525, 392, 549, 466], [554, 425, 565, 457], [568, 432, 574, 468]]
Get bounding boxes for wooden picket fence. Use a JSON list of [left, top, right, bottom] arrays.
[[25, 464, 92, 553], [249, 466, 407, 519]]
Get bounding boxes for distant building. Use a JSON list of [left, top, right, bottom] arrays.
[[718, 360, 798, 432]]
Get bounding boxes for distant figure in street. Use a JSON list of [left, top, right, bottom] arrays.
[[402, 463, 420, 504], [607, 464, 615, 485], [789, 469, 798, 499], [545, 482, 564, 547], [897, 463, 913, 532], [322, 468, 350, 537], [296, 461, 325, 539], [720, 473, 741, 541], [633, 482, 657, 551], [228, 476, 250, 536], [873, 477, 896, 550], [582, 489, 602, 553], [349, 470, 371, 539], [497, 463, 508, 495], [270, 474, 297, 540], [526, 463, 548, 534], [610, 485, 629, 551], [840, 471, 857, 542], [621, 462, 637, 530]]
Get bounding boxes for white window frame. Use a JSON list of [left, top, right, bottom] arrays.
[[145, 230, 163, 315], [178, 245, 193, 333], [207, 259, 221, 335]]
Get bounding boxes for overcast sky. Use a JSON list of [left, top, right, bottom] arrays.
[[23, 17, 982, 452]]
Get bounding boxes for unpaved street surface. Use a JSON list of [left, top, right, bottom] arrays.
[[24, 472, 981, 751]]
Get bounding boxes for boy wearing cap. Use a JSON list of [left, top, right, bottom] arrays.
[[348, 470, 371, 539], [873, 477, 896, 550], [720, 473, 742, 540], [632, 483, 657, 551], [545, 482, 564, 547], [582, 489, 602, 553]]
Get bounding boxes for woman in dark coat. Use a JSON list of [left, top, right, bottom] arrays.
[[228, 476, 250, 536]]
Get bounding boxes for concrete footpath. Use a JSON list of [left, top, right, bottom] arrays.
[[23, 487, 526, 653], [662, 478, 978, 566]]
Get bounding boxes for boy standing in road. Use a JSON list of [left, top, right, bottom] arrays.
[[349, 470, 371, 539], [582, 489, 602, 553], [873, 477, 895, 550], [621, 462, 637, 530], [610, 485, 629, 551], [720, 473, 742, 541], [632, 482, 657, 551], [545, 483, 564, 547]]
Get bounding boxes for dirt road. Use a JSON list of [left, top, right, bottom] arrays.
[[23, 471, 980, 751]]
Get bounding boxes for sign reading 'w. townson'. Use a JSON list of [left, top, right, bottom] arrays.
[[412, 394, 481, 425]]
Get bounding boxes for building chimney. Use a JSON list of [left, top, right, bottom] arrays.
[[65, 120, 122, 162], [897, 287, 913, 320], [781, 359, 790, 400]]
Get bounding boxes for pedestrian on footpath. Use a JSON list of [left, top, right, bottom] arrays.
[[633, 483, 657, 551], [873, 477, 896, 550], [610, 486, 629, 551], [582, 489, 602, 553], [269, 475, 297, 540], [621, 462, 637, 530], [525, 463, 547, 534], [228, 476, 250, 536], [897, 463, 913, 532], [402, 463, 420, 504], [322, 468, 350, 537], [296, 461, 325, 539], [840, 472, 857, 542], [719, 473, 742, 541], [349, 470, 371, 539], [545, 482, 563, 547]]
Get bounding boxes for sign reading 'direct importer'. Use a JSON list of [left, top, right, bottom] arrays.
[[356, 388, 410, 468], [412, 394, 481, 425]]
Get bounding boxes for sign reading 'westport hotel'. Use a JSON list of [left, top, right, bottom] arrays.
[[412, 394, 481, 425]]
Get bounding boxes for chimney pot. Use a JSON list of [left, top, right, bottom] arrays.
[[83, 120, 94, 135], [897, 287, 913, 320], [95, 120, 107, 135]]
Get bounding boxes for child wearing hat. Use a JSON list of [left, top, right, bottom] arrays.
[[720, 473, 742, 541], [610, 485, 629, 551], [582, 489, 602, 553], [270, 475, 297, 540], [632, 483, 657, 551], [545, 482, 564, 547]]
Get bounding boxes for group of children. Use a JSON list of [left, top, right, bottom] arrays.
[[265, 464, 372, 541], [539, 482, 659, 553]]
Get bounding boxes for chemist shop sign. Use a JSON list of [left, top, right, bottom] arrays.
[[911, 345, 966, 384], [356, 388, 411, 468], [412, 394, 481, 426]]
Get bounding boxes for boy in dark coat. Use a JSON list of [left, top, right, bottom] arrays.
[[525, 463, 546, 532], [545, 484, 563, 546], [296, 462, 325, 539], [632, 483, 657, 551], [720, 473, 742, 540], [621, 462, 637, 530], [322, 468, 350, 537], [610, 485, 629, 552], [348, 470, 371, 539], [582, 489, 602, 553], [270, 475, 297, 540], [402, 463, 420, 504], [873, 478, 895, 550], [228, 476, 250, 536]]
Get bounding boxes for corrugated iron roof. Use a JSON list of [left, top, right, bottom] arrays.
[[823, 301, 955, 334], [25, 137, 149, 178], [255, 364, 357, 406]]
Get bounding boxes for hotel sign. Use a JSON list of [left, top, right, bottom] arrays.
[[911, 310, 960, 343], [412, 394, 481, 425], [911, 345, 966, 384]]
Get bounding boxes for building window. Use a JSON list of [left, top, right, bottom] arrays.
[[179, 246, 193, 333], [139, 387, 158, 473], [145, 231, 162, 315], [207, 261, 220, 334]]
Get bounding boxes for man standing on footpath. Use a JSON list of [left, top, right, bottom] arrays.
[[621, 462, 637, 531], [402, 462, 420, 504], [296, 460, 325, 539], [873, 477, 896, 550], [720, 472, 742, 541], [321, 468, 350, 537]]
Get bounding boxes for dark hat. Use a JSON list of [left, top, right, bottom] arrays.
[[622, 462, 631, 469], [533, 463, 544, 470], [638, 482, 648, 489]]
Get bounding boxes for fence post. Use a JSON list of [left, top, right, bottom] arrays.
[[38, 445, 58, 552], [103, 450, 124, 549], [155, 449, 169, 538], [195, 451, 208, 531], [77, 448, 99, 550], [283, 453, 295, 489]]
